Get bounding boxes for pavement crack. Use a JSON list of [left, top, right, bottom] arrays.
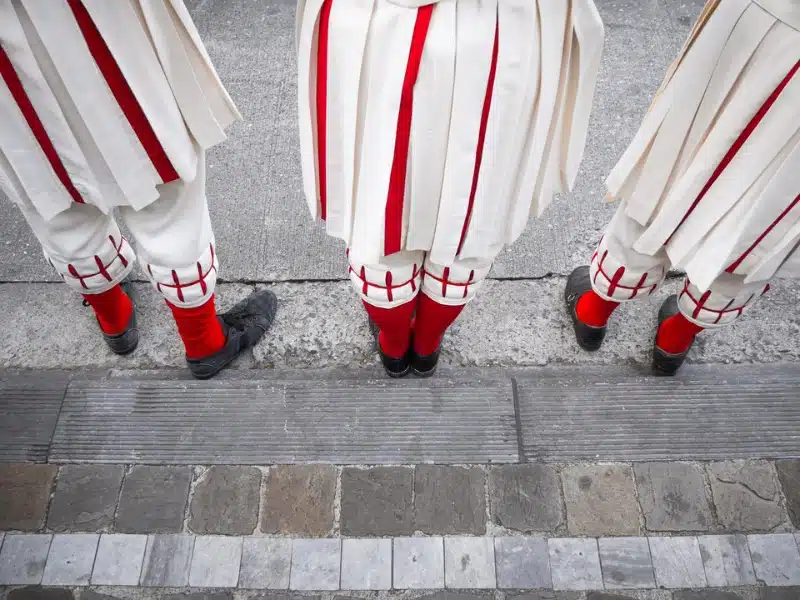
[[715, 476, 778, 503]]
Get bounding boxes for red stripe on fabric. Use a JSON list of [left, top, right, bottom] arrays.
[[607, 267, 626, 298], [0, 48, 86, 204], [714, 298, 736, 324], [691, 290, 712, 319], [463, 270, 475, 299], [360, 266, 368, 297], [384, 4, 435, 256], [315, 0, 333, 221], [110, 236, 128, 267], [629, 273, 648, 300], [94, 255, 112, 282], [197, 263, 208, 296], [68, 265, 89, 289], [411, 264, 418, 292], [762, 283, 771, 295], [441, 266, 450, 298], [386, 271, 394, 303], [172, 270, 185, 303], [667, 59, 800, 246], [67, 0, 179, 184], [457, 18, 500, 256], [726, 192, 800, 273]]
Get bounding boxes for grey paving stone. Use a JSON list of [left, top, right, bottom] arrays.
[[698, 534, 757, 586], [418, 593, 497, 600], [415, 466, 486, 535], [444, 537, 496, 589], [261, 465, 336, 537], [563, 464, 639, 536], [635, 463, 712, 531], [189, 466, 260, 535], [393, 537, 445, 589], [115, 466, 192, 533], [495, 536, 551, 589], [489, 465, 563, 532], [90, 533, 147, 586], [0, 534, 51, 584], [598, 537, 655, 589], [648, 536, 707, 589], [239, 537, 292, 589], [340, 467, 413, 536], [161, 593, 234, 600], [188, 535, 242, 588], [41, 534, 98, 585], [47, 465, 124, 533], [289, 539, 341, 591], [775, 460, 800, 528], [6, 587, 75, 600], [707, 461, 787, 532], [747, 533, 800, 586], [140, 534, 194, 587], [548, 537, 603, 591], [0, 465, 57, 531], [509, 593, 584, 600], [672, 592, 748, 600], [340, 538, 391, 590], [760, 589, 800, 600]]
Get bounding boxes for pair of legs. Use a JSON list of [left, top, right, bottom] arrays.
[[347, 250, 494, 377], [18, 152, 276, 378], [568, 201, 771, 374]]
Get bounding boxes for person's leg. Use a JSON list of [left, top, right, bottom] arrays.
[[121, 149, 276, 378], [18, 199, 139, 353], [653, 272, 772, 374], [347, 249, 423, 377], [412, 254, 493, 375], [566, 200, 670, 350]]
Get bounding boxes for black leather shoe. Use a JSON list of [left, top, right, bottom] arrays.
[[564, 266, 606, 351], [187, 289, 278, 380], [369, 320, 411, 378], [652, 294, 692, 376], [87, 280, 139, 355], [411, 347, 440, 378]]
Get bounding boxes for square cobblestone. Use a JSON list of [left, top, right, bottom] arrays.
[[635, 463, 712, 532], [598, 537, 655, 589], [489, 465, 563, 532], [239, 538, 292, 589], [290, 539, 341, 591], [115, 466, 192, 533], [0, 534, 51, 584], [508, 594, 584, 600], [495, 537, 551, 589], [47, 466, 124, 533], [563, 465, 639, 536], [6, 587, 75, 600], [0, 465, 57, 531], [188, 466, 260, 535], [415, 466, 486, 535], [42, 534, 98, 585], [261, 465, 336, 537], [394, 537, 444, 589], [775, 459, 800, 528], [140, 534, 194, 587], [91, 534, 147, 586], [649, 536, 707, 589], [548, 537, 603, 591], [341, 467, 413, 536], [707, 461, 787, 532], [698, 534, 756, 586], [188, 535, 243, 588], [445, 537, 496, 589], [747, 533, 800, 586], [761, 589, 800, 600], [341, 538, 391, 590]]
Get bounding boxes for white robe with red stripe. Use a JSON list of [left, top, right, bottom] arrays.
[[0, 0, 240, 222], [605, 0, 800, 293], [297, 0, 605, 267]]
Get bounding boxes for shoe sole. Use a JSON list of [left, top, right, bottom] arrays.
[[412, 365, 437, 378]]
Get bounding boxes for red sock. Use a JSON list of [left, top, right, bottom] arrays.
[[412, 293, 464, 356], [576, 290, 619, 327], [362, 298, 416, 359], [656, 313, 704, 354], [168, 295, 226, 360], [83, 284, 133, 336]]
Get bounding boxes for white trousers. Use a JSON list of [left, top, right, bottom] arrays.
[[591, 201, 772, 329], [348, 249, 494, 310], [19, 151, 217, 309]]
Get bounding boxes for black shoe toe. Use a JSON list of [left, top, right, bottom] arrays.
[[652, 294, 692, 376], [565, 266, 606, 351], [368, 319, 411, 378], [411, 347, 440, 377]]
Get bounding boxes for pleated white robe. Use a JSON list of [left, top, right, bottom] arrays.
[[297, 0, 605, 267], [605, 0, 800, 292]]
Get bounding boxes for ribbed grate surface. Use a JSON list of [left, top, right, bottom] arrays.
[[518, 365, 800, 461], [0, 373, 68, 462], [51, 378, 517, 464]]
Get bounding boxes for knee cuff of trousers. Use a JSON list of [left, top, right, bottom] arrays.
[[48, 233, 136, 295], [421, 261, 491, 306], [677, 280, 770, 329], [589, 242, 666, 303], [349, 257, 422, 310], [145, 241, 218, 309]]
